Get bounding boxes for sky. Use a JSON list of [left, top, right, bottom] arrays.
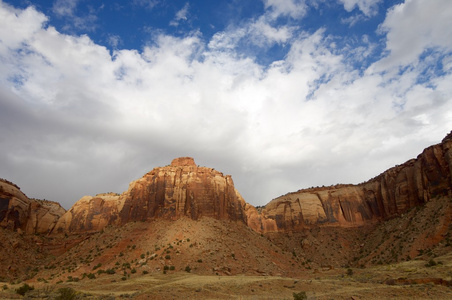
[[0, 0, 451, 210]]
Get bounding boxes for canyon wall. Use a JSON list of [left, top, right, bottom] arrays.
[[3, 132, 452, 234], [0, 179, 65, 233], [252, 134, 452, 232], [53, 157, 248, 233]]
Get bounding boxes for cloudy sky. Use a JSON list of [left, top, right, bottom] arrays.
[[1, 0, 451, 209]]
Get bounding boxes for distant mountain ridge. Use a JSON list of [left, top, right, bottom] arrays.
[[256, 132, 452, 231], [1, 132, 451, 235]]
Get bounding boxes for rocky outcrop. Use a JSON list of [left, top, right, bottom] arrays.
[[52, 193, 124, 233], [255, 135, 452, 232], [0, 179, 65, 233], [4, 132, 452, 235], [53, 157, 248, 233]]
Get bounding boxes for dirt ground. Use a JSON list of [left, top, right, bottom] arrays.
[[2, 251, 452, 299]]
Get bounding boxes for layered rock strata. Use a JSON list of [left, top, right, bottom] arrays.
[[0, 179, 65, 233], [3, 132, 452, 235], [53, 157, 248, 233], [253, 135, 452, 232]]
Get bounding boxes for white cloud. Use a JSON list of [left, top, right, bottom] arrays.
[[52, 0, 79, 17], [52, 0, 98, 32], [377, 0, 452, 69], [338, 0, 382, 17], [249, 16, 294, 46], [170, 2, 190, 26], [263, 0, 308, 19], [0, 1, 451, 209]]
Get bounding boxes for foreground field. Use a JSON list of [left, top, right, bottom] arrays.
[[2, 251, 452, 299]]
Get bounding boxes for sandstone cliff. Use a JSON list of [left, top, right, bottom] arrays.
[[0, 179, 65, 233], [4, 133, 452, 235], [254, 134, 452, 232], [53, 157, 248, 233]]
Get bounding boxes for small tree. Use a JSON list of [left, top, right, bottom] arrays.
[[16, 283, 34, 296], [293, 291, 307, 300]]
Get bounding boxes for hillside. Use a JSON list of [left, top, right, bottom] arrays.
[[0, 132, 451, 298]]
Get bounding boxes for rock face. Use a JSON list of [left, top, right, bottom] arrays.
[[254, 135, 452, 232], [0, 179, 65, 233], [53, 193, 124, 233], [4, 132, 452, 235], [53, 157, 248, 233]]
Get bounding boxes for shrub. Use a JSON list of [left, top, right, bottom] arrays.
[[185, 265, 191, 273], [92, 263, 102, 270], [16, 283, 34, 295], [346, 268, 353, 276], [165, 255, 171, 260], [106, 268, 115, 274], [142, 270, 149, 275], [426, 259, 437, 267], [293, 291, 307, 300], [170, 266, 175, 270], [131, 268, 137, 274], [97, 269, 106, 275], [87, 273, 96, 279], [56, 287, 76, 300], [140, 254, 145, 259]]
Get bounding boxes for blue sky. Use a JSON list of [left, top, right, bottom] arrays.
[[1, 0, 451, 209]]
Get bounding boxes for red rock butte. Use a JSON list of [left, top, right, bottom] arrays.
[[1, 131, 452, 235], [171, 157, 197, 167]]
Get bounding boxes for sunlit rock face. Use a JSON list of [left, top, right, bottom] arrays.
[[11, 131, 452, 235], [118, 157, 248, 224], [53, 193, 123, 233], [0, 179, 65, 234], [54, 157, 248, 233], [258, 135, 452, 232]]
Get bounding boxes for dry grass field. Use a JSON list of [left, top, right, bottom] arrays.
[[1, 251, 451, 299]]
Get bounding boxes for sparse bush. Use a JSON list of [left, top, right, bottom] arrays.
[[16, 283, 34, 295], [426, 259, 437, 267], [197, 259, 203, 263], [93, 263, 102, 270], [106, 268, 115, 274], [346, 268, 353, 276], [170, 266, 175, 270], [97, 269, 106, 275], [56, 287, 77, 300], [87, 273, 96, 279], [293, 291, 307, 300]]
